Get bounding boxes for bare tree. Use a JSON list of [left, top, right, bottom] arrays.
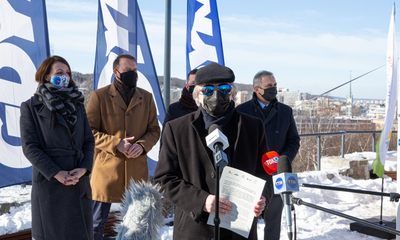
[[292, 106, 378, 173]]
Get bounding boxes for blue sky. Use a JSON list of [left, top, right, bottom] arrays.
[[45, 0, 397, 99]]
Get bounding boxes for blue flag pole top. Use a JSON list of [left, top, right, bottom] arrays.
[[0, 0, 50, 187], [186, 0, 225, 77], [93, 0, 165, 177]]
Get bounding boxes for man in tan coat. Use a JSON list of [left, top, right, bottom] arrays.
[[86, 54, 160, 240]]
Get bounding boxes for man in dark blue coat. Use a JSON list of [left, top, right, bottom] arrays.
[[236, 70, 300, 240]]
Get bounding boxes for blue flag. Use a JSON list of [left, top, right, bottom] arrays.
[[186, 0, 225, 77], [93, 0, 165, 176], [0, 0, 50, 187]]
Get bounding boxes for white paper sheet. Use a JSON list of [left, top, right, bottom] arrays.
[[207, 166, 266, 238]]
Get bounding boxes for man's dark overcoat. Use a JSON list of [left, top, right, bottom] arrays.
[[163, 101, 197, 126], [154, 108, 273, 240], [236, 93, 300, 162], [20, 96, 94, 240], [236, 93, 300, 239]]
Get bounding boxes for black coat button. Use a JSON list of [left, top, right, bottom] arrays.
[[276, 130, 279, 134], [126, 112, 130, 116], [211, 172, 216, 178], [126, 132, 130, 136]]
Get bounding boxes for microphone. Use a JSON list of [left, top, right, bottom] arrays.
[[115, 179, 163, 239], [261, 151, 280, 175], [272, 156, 299, 240], [206, 124, 229, 169]]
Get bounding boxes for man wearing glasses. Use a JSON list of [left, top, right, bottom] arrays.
[[154, 62, 273, 240], [236, 71, 300, 240]]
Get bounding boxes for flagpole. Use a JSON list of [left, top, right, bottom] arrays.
[[163, 0, 171, 109]]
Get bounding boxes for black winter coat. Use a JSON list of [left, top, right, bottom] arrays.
[[20, 96, 94, 240], [236, 93, 300, 162], [163, 101, 197, 127], [160, 101, 197, 148], [154, 108, 273, 240]]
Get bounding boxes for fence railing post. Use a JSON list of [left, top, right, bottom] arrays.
[[341, 134, 345, 158], [372, 133, 376, 152], [317, 135, 321, 171]]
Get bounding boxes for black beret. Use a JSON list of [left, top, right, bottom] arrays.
[[195, 62, 235, 85]]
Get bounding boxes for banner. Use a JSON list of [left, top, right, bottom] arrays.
[[93, 0, 165, 176], [373, 4, 398, 178], [0, 0, 50, 187], [186, 0, 225, 77]]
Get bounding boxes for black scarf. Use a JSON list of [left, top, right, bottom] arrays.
[[179, 86, 198, 110], [114, 79, 135, 106], [200, 101, 235, 131], [34, 83, 84, 134]]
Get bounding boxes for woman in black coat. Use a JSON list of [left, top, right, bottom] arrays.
[[20, 56, 94, 240]]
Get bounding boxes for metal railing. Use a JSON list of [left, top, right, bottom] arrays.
[[299, 130, 398, 170]]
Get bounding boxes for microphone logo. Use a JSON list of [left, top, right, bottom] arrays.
[[275, 177, 284, 190], [264, 156, 279, 166], [288, 177, 298, 188]]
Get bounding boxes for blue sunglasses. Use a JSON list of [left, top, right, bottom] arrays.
[[201, 84, 232, 96]]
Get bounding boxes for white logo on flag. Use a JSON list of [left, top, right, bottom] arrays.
[[0, 1, 37, 168], [188, 0, 218, 69]]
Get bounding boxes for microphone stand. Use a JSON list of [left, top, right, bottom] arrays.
[[291, 196, 400, 236], [212, 144, 228, 240], [214, 165, 221, 240]]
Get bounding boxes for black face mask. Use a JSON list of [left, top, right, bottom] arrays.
[[117, 70, 137, 88], [260, 86, 277, 102], [202, 90, 231, 118], [188, 85, 195, 95]]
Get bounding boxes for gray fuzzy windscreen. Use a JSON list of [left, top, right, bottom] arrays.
[[115, 179, 163, 240]]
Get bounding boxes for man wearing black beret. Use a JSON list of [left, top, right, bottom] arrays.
[[154, 62, 274, 240]]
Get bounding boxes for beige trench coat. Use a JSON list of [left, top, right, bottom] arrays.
[[86, 82, 160, 203]]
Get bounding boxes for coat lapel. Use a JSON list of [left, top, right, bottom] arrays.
[[109, 82, 127, 111], [35, 99, 70, 130], [191, 109, 215, 169], [231, 111, 241, 165], [126, 88, 143, 112], [264, 104, 277, 124]]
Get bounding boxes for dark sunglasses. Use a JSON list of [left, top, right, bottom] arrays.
[[200, 84, 232, 96]]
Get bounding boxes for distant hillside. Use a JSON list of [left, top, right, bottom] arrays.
[[74, 73, 255, 91], [157, 76, 186, 89], [157, 76, 254, 91], [72, 72, 93, 85]]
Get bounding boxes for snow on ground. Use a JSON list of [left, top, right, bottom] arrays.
[[0, 152, 399, 239], [346, 150, 398, 172]]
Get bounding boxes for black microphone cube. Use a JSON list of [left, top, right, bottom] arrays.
[[214, 151, 228, 169]]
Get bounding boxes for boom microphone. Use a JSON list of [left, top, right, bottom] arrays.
[[115, 179, 163, 239], [273, 156, 299, 240], [206, 124, 229, 169]]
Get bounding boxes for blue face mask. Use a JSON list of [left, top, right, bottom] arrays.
[[50, 74, 70, 88]]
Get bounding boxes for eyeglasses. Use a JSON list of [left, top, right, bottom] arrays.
[[200, 84, 232, 96]]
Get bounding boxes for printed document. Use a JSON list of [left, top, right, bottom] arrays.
[[207, 166, 266, 238]]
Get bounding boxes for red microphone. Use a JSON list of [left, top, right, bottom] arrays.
[[262, 151, 280, 175]]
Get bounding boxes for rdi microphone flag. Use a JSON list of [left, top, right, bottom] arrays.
[[262, 151, 280, 175], [186, 0, 225, 77], [0, 0, 50, 187], [93, 0, 165, 177]]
